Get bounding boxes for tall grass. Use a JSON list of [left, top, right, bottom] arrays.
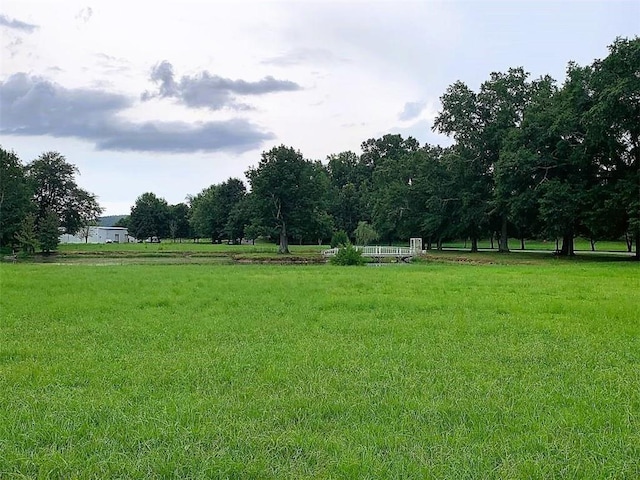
[[1, 262, 638, 478]]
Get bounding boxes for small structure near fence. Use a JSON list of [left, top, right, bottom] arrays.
[[323, 238, 423, 263]]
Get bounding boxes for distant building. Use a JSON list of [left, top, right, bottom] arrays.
[[59, 226, 131, 244]]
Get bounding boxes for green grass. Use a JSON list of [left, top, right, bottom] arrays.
[[440, 237, 630, 252], [1, 262, 639, 478], [57, 241, 327, 255]]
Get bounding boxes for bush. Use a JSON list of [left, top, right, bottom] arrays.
[[330, 230, 350, 248], [330, 243, 366, 266]]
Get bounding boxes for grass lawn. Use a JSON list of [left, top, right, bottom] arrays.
[[1, 261, 639, 478]]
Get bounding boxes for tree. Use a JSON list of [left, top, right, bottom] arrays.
[[434, 69, 540, 253], [353, 221, 379, 246], [168, 203, 191, 242], [216, 179, 246, 243], [15, 214, 38, 255], [246, 145, 328, 254], [190, 178, 246, 243], [61, 189, 103, 236], [587, 37, 640, 260], [494, 77, 557, 249], [225, 198, 249, 244], [38, 208, 60, 254], [433, 83, 492, 252], [129, 192, 169, 240], [415, 147, 458, 250], [26, 151, 103, 236], [189, 186, 218, 242], [528, 64, 597, 256], [327, 151, 369, 238], [77, 222, 95, 243], [0, 147, 31, 247]]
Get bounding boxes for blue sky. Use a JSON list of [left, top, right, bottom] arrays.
[[1, 0, 638, 215]]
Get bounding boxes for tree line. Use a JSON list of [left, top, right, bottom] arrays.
[[1, 38, 637, 259], [121, 38, 638, 259], [0, 150, 102, 254]]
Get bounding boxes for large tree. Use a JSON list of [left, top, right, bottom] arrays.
[[26, 151, 103, 236], [0, 147, 31, 247], [587, 37, 640, 259], [129, 192, 170, 240], [190, 178, 246, 243], [246, 145, 327, 254], [414, 146, 458, 250], [366, 136, 423, 243], [168, 203, 191, 242], [433, 82, 492, 252], [326, 151, 368, 238], [434, 69, 538, 252], [38, 208, 60, 254]]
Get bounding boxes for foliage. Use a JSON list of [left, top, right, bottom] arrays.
[[168, 203, 191, 241], [353, 221, 379, 246], [246, 145, 327, 254], [61, 188, 103, 236], [330, 230, 349, 248], [190, 178, 245, 243], [37, 208, 60, 253], [14, 213, 38, 255], [0, 147, 31, 247], [129, 192, 170, 240], [26, 151, 102, 236], [330, 242, 365, 265]]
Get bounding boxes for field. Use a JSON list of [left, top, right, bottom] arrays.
[[1, 259, 639, 478]]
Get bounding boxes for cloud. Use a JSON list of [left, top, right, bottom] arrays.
[[262, 48, 349, 66], [94, 52, 131, 75], [142, 61, 302, 110], [398, 101, 426, 122], [0, 14, 38, 32], [76, 7, 93, 24], [0, 73, 274, 153]]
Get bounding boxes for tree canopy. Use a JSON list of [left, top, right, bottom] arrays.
[[1, 148, 103, 253]]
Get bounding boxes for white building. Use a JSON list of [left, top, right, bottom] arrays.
[[59, 226, 130, 244]]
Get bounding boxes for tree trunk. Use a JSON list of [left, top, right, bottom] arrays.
[[625, 232, 633, 252], [437, 238, 443, 251], [590, 238, 596, 251], [470, 236, 478, 253], [559, 232, 575, 256], [490, 234, 494, 250], [278, 222, 289, 254], [498, 216, 509, 253], [426, 237, 432, 250], [520, 237, 525, 250], [635, 228, 640, 261]]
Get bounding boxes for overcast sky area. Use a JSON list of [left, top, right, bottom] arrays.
[[1, 0, 638, 215]]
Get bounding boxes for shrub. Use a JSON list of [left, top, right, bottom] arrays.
[[330, 230, 350, 248], [330, 243, 366, 266]]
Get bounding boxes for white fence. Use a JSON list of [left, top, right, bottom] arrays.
[[322, 245, 414, 258]]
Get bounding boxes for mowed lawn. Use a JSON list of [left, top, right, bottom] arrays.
[[1, 261, 639, 479]]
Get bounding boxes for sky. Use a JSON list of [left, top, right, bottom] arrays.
[[1, 0, 638, 215]]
